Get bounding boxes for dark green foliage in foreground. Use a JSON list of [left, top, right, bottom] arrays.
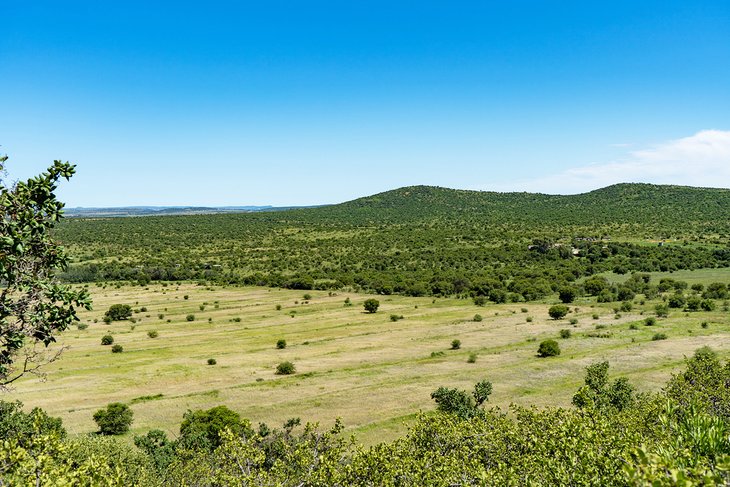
[[0, 156, 92, 386], [4, 350, 730, 485], [56, 185, 730, 299], [93, 402, 134, 435]]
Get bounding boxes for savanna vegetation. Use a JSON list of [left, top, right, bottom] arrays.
[[4, 157, 730, 484]]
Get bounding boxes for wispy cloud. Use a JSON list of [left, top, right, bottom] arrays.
[[487, 130, 730, 194]]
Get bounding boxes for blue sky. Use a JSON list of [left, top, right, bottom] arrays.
[[2, 1, 729, 206]]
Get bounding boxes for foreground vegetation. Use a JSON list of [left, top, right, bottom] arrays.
[[4, 346, 730, 485]]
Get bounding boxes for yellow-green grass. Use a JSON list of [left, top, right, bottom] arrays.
[[10, 283, 730, 445]]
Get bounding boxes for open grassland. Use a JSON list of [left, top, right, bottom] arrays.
[[12, 278, 730, 445]]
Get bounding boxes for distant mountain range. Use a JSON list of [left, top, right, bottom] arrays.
[[63, 205, 325, 218]]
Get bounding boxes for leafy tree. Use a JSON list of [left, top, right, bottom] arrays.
[[558, 287, 576, 303], [548, 304, 569, 320], [572, 361, 634, 411], [363, 298, 380, 313], [105, 304, 132, 321], [93, 403, 133, 435], [537, 339, 560, 357], [0, 156, 91, 386], [179, 405, 252, 450], [276, 361, 296, 375], [101, 335, 114, 345]]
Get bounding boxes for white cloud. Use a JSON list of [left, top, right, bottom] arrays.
[[487, 130, 730, 194]]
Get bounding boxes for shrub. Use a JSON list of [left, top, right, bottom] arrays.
[[183, 295, 189, 300], [390, 314, 404, 322], [104, 304, 132, 321], [592, 313, 599, 320], [620, 301, 633, 312], [77, 323, 89, 330], [569, 318, 578, 325], [652, 333, 668, 341], [644, 317, 656, 326], [701, 321, 709, 329], [526, 316, 533, 323], [344, 297, 352, 307], [139, 307, 147, 312], [111, 344, 123, 353], [158, 314, 164, 320], [147, 330, 159, 338], [101, 335, 114, 345], [199, 304, 206, 311], [363, 298, 380, 313], [473, 296, 487, 307], [655, 303, 669, 317], [548, 304, 569, 320], [629, 323, 639, 330], [473, 314, 483, 322], [558, 287, 576, 303], [276, 361, 296, 375], [521, 308, 528, 313], [207, 358, 217, 365], [467, 353, 477, 363], [275, 304, 282, 311], [537, 339, 560, 357], [186, 314, 195, 322], [701, 299, 716, 311], [276, 339, 287, 349], [303, 293, 312, 301], [93, 403, 133, 435], [451, 339, 461, 350], [559, 329, 571, 339]]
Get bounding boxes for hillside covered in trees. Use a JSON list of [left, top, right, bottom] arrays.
[[56, 184, 730, 300]]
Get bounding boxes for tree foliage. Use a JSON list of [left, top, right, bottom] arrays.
[[0, 156, 91, 387]]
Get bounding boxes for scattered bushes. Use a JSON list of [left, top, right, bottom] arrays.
[[548, 304, 569, 320], [276, 361, 296, 375], [111, 344, 124, 353], [537, 339, 560, 357], [104, 304, 132, 321], [363, 299, 380, 313], [101, 335, 114, 345]]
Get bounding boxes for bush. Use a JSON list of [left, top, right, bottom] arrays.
[[303, 293, 312, 301], [207, 358, 217, 365], [473, 314, 483, 322], [559, 329, 571, 339], [77, 323, 89, 330], [276, 361, 296, 375], [275, 304, 282, 311], [93, 403, 133, 435], [158, 314, 164, 320], [183, 295, 189, 300], [390, 314, 404, 322], [652, 333, 668, 341], [620, 301, 633, 312], [467, 353, 477, 363], [629, 323, 639, 330], [655, 303, 669, 317], [644, 317, 656, 326], [451, 339, 461, 350], [111, 344, 123, 353], [548, 305, 569, 320], [363, 298, 380, 313], [473, 296, 487, 307], [186, 314, 195, 322], [558, 287, 576, 303], [147, 330, 159, 338], [101, 335, 114, 345], [537, 339, 561, 357], [276, 339, 287, 349], [569, 318, 578, 325], [104, 304, 132, 321]]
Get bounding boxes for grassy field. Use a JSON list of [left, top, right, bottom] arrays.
[[11, 278, 730, 445]]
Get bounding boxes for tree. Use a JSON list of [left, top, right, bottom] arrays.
[[558, 287, 576, 303], [0, 156, 91, 387], [548, 304, 569, 320], [93, 402, 133, 435], [537, 339, 561, 357], [179, 405, 252, 450], [363, 298, 380, 313], [104, 304, 132, 321]]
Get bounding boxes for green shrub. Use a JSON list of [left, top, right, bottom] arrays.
[[275, 304, 282, 311], [276, 361, 296, 375], [111, 344, 123, 353], [276, 339, 287, 349], [77, 323, 89, 330], [101, 335, 114, 346], [104, 304, 132, 321], [644, 317, 656, 326], [183, 295, 189, 300], [559, 329, 571, 339], [93, 403, 133, 435], [592, 313, 599, 320], [186, 314, 195, 322], [467, 353, 477, 363], [473, 314, 483, 322], [537, 339, 560, 357], [451, 339, 461, 350], [207, 358, 217, 365], [655, 303, 670, 317], [569, 318, 578, 325], [199, 304, 205, 311], [473, 296, 487, 306], [652, 333, 668, 341], [548, 305, 569, 320], [158, 314, 164, 320], [303, 293, 312, 301], [363, 298, 380, 313], [390, 314, 404, 322], [147, 330, 159, 338]]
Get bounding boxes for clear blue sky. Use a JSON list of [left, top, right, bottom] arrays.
[[2, 1, 729, 206]]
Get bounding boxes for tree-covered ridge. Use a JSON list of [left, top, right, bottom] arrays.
[[54, 183, 730, 297]]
